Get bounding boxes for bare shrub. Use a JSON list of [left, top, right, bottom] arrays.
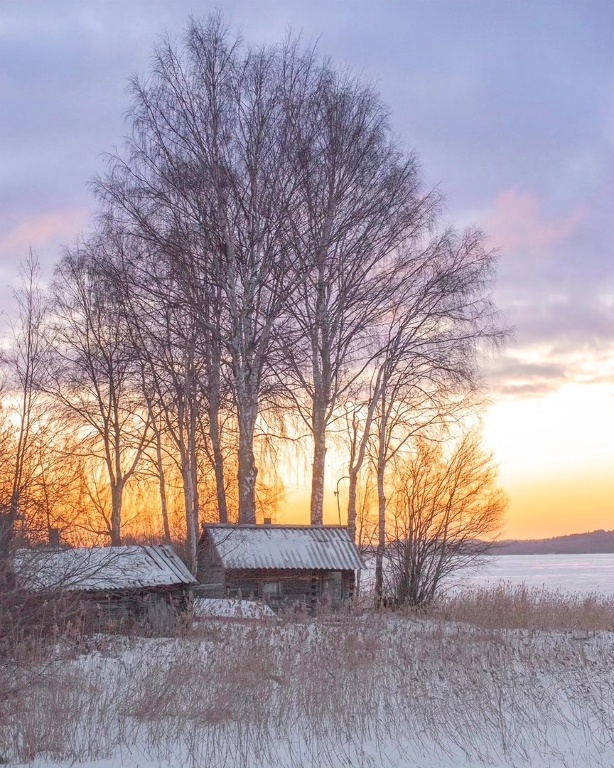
[[384, 430, 505, 606]]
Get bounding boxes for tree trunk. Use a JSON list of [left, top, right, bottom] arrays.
[[237, 399, 258, 524], [181, 454, 199, 572], [374, 456, 386, 604], [185, 399, 200, 572], [374, 396, 387, 603], [175, 389, 200, 573], [347, 469, 358, 541], [0, 514, 16, 591], [309, 255, 331, 527], [153, 423, 171, 543], [110, 482, 123, 546], [346, 371, 382, 541], [310, 407, 327, 525], [208, 353, 228, 523], [204, 289, 229, 524], [210, 421, 228, 524]]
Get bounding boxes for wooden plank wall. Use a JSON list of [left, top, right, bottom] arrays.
[[216, 568, 355, 608]]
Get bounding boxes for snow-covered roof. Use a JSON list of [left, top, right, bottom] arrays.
[[193, 598, 276, 619], [15, 545, 197, 592], [202, 525, 365, 571]]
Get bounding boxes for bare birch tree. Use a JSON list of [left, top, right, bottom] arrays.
[[0, 253, 47, 584], [98, 223, 228, 568], [46, 242, 150, 546], [281, 70, 438, 525], [369, 228, 504, 597], [96, 16, 319, 524]]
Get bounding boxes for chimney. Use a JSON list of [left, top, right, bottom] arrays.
[[263, 517, 272, 525], [48, 528, 61, 548]]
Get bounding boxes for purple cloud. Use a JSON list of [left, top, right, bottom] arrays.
[[0, 0, 612, 394]]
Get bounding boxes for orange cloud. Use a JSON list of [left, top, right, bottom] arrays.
[[486, 187, 586, 253], [0, 208, 90, 260]]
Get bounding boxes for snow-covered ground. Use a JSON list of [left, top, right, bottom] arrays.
[[192, 597, 276, 619], [6, 612, 614, 768]]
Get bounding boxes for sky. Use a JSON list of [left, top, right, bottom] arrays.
[[1, 0, 613, 539]]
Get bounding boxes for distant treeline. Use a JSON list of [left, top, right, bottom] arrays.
[[493, 530, 614, 555]]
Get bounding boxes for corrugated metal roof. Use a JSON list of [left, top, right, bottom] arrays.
[[15, 545, 197, 592], [203, 525, 365, 570]]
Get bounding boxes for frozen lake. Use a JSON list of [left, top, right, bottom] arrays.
[[458, 553, 614, 596]]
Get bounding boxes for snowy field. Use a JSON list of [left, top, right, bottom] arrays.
[[6, 602, 614, 768]]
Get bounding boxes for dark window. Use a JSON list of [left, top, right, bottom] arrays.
[[261, 581, 281, 598], [322, 572, 342, 599]]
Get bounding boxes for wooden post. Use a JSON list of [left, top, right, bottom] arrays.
[[310, 570, 318, 612]]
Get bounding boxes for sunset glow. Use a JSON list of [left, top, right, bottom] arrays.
[[483, 382, 614, 537], [273, 378, 614, 538]]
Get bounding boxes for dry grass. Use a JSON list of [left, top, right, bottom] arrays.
[[1, 592, 614, 767], [434, 583, 614, 631]]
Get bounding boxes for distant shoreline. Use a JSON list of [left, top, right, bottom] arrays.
[[492, 529, 614, 555]]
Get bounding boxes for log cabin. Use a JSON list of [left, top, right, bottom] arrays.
[[13, 544, 197, 633], [197, 524, 365, 610]]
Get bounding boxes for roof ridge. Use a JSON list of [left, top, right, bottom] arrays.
[[202, 523, 349, 529]]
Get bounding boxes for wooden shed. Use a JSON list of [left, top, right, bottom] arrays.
[[197, 524, 365, 610], [14, 545, 197, 632]]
